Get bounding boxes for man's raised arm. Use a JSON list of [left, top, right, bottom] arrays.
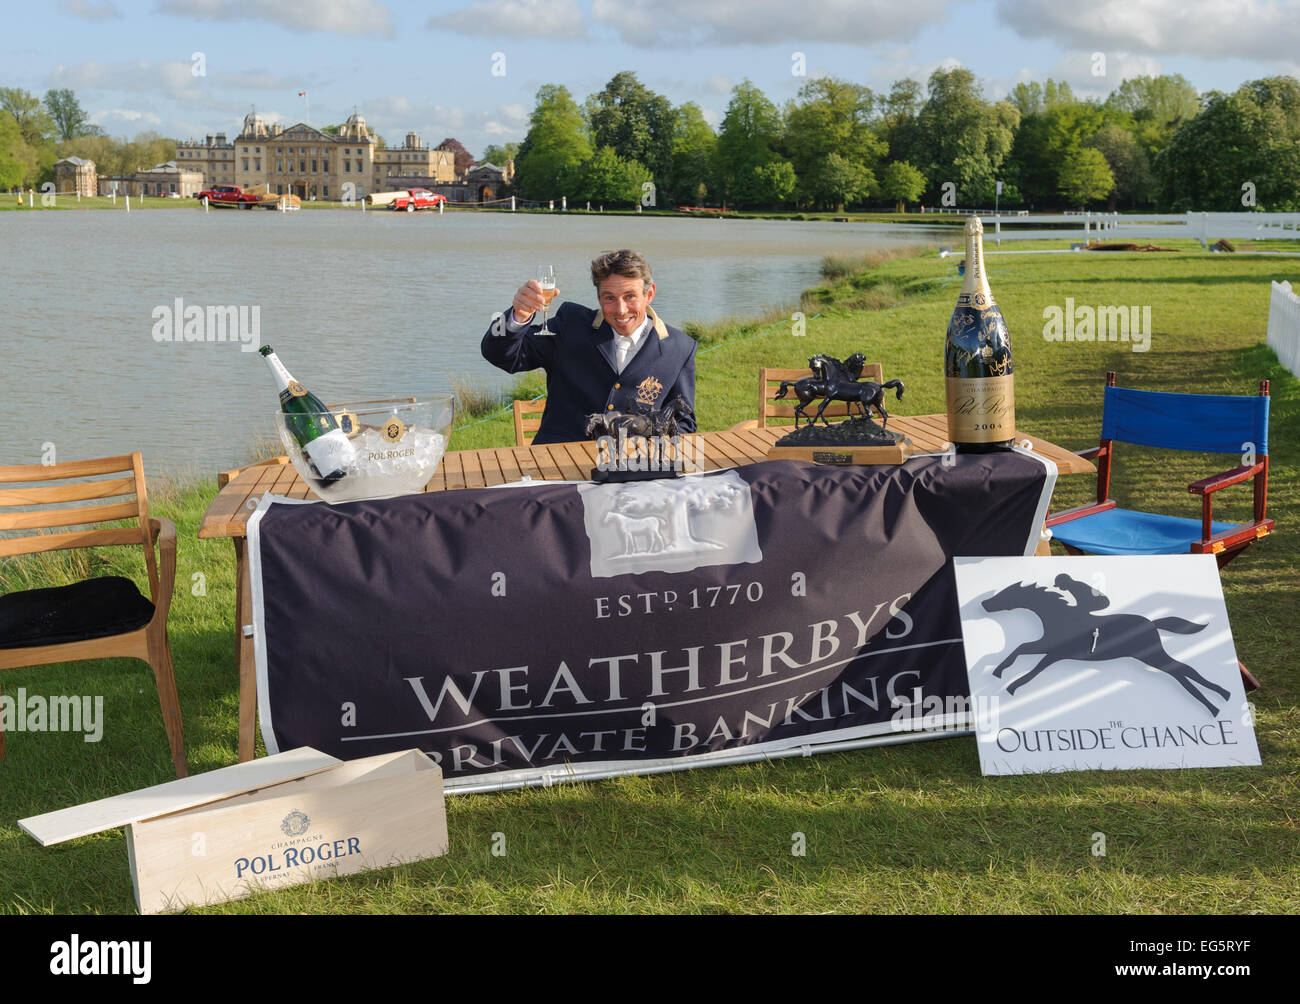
[[481, 278, 560, 374]]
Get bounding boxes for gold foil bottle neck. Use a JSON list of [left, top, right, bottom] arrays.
[[960, 215, 992, 305]]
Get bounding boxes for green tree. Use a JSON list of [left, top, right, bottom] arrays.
[[782, 76, 884, 209], [1058, 147, 1115, 208], [880, 160, 926, 211], [877, 78, 924, 171], [572, 145, 651, 205], [44, 89, 92, 141], [1106, 74, 1200, 159], [1006, 98, 1116, 207], [740, 158, 796, 207], [912, 67, 1019, 206], [514, 84, 592, 200], [715, 79, 784, 205], [1155, 77, 1300, 211], [481, 142, 519, 165], [0, 88, 54, 145], [57, 132, 121, 175], [1086, 124, 1154, 209], [587, 71, 675, 192], [0, 111, 38, 188], [802, 152, 872, 211], [665, 102, 716, 206]]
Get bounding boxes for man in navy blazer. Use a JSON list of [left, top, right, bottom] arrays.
[[481, 249, 697, 445]]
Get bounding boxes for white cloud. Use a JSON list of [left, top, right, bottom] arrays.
[[154, 0, 394, 38], [61, 0, 122, 20], [427, 0, 585, 39], [91, 107, 163, 125], [51, 59, 208, 101], [703, 75, 733, 95], [590, 0, 951, 47], [482, 102, 528, 135], [996, 0, 1300, 63]]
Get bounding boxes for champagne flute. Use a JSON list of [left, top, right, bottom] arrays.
[[538, 264, 556, 332]]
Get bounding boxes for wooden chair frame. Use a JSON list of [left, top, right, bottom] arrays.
[[733, 362, 887, 431], [0, 452, 187, 777], [1047, 371, 1273, 569], [513, 398, 547, 447]]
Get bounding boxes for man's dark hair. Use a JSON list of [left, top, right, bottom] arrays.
[[590, 249, 653, 291]]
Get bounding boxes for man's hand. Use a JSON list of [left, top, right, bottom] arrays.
[[512, 279, 559, 324]]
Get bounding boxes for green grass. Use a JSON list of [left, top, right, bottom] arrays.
[[0, 194, 198, 211], [2, 241, 1298, 914]]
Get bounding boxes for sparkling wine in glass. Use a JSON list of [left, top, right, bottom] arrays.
[[538, 264, 556, 332]]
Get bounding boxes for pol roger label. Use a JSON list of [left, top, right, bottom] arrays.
[[946, 374, 1015, 442]]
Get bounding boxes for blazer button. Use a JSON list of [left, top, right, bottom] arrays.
[[607, 404, 614, 410], [614, 382, 621, 389]]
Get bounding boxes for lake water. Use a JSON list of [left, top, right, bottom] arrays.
[[0, 208, 937, 477]]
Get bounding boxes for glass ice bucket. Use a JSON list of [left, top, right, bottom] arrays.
[[273, 396, 455, 504]]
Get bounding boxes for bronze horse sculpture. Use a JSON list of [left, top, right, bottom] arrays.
[[773, 354, 867, 427], [585, 395, 692, 441], [774, 353, 904, 430]]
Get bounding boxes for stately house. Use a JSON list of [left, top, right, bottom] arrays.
[[95, 160, 205, 197], [176, 111, 457, 200], [53, 156, 97, 196]]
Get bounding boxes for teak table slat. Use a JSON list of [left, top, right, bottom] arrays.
[[198, 419, 1093, 761]]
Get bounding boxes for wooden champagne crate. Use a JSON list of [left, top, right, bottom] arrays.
[[20, 747, 448, 914]]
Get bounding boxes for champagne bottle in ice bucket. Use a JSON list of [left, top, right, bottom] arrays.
[[259, 345, 355, 483], [944, 216, 1015, 452]]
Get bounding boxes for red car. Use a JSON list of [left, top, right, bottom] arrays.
[[196, 185, 261, 208], [390, 189, 447, 212]]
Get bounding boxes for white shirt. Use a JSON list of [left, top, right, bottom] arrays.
[[614, 317, 652, 373], [506, 307, 651, 372]]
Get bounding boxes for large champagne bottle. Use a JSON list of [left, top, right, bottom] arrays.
[[259, 345, 355, 483], [945, 216, 1015, 452]]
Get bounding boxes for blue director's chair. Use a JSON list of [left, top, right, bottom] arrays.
[[1046, 372, 1274, 688]]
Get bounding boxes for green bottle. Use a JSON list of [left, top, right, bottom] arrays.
[[944, 216, 1015, 452], [259, 345, 355, 483]]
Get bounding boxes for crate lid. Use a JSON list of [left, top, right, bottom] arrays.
[[19, 747, 343, 847]]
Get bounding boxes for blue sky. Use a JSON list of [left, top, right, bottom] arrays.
[[6, 0, 1299, 157]]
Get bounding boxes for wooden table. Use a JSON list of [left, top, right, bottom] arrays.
[[199, 419, 1093, 761]]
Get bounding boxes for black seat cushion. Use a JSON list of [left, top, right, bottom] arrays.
[[0, 576, 155, 649]]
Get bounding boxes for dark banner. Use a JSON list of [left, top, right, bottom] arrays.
[[249, 455, 1053, 790]]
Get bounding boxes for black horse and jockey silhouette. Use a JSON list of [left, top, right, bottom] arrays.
[[774, 353, 906, 429], [981, 574, 1231, 716], [585, 394, 692, 441]]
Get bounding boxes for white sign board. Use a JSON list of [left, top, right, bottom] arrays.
[[953, 555, 1260, 775]]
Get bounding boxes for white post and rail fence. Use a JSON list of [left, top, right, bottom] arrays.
[[1268, 280, 1300, 377]]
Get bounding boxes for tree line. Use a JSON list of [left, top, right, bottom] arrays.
[[509, 69, 1300, 213], [0, 87, 176, 189]]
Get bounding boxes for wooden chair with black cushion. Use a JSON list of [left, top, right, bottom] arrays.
[[513, 398, 547, 446], [0, 452, 187, 777], [731, 362, 886, 431]]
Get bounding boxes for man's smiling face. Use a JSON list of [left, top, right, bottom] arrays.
[[598, 274, 655, 337]]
